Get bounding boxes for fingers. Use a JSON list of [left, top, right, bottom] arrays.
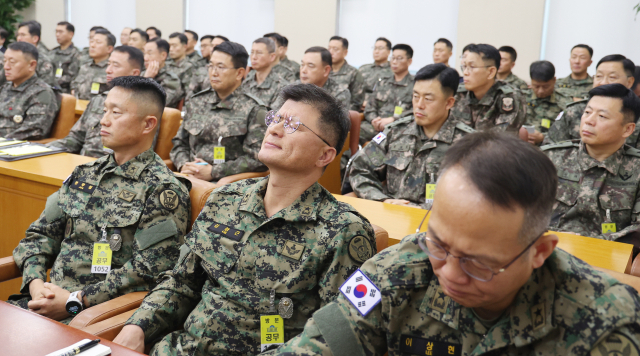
[[180, 163, 199, 175], [27, 297, 48, 311]]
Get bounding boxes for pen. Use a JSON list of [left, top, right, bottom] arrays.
[[195, 162, 209, 165], [60, 339, 100, 356]]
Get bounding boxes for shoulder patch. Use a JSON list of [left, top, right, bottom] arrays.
[[502, 97, 514, 112], [159, 189, 180, 210], [540, 140, 579, 151], [372, 132, 386, 144], [591, 331, 640, 356], [244, 92, 267, 107], [455, 122, 475, 134], [340, 269, 381, 316], [555, 111, 564, 121], [348, 235, 375, 263]]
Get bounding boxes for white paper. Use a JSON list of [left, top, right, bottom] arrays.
[[45, 339, 111, 356]]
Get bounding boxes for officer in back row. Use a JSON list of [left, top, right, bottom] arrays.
[[142, 38, 183, 108], [358, 37, 392, 108], [328, 36, 364, 112], [50, 21, 81, 94], [242, 37, 290, 109], [71, 28, 114, 100], [496, 46, 529, 91], [555, 44, 594, 101], [186, 35, 227, 99]]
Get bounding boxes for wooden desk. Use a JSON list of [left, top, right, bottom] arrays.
[[75, 99, 89, 120], [335, 195, 634, 274], [0, 301, 143, 356], [0, 153, 96, 300]]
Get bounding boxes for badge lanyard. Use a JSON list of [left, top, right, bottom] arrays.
[[214, 136, 225, 164]]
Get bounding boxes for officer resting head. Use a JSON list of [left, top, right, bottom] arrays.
[[266, 130, 640, 356]]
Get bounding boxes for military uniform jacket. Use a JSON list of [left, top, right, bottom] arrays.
[[503, 72, 529, 91], [330, 60, 365, 111], [143, 66, 184, 108], [544, 100, 586, 145], [12, 148, 191, 307], [166, 57, 196, 97], [525, 89, 570, 133], [268, 236, 640, 356], [272, 78, 350, 112], [37, 41, 49, 54], [186, 65, 210, 100], [170, 87, 268, 180], [543, 140, 640, 240], [272, 62, 296, 82], [452, 80, 526, 133], [126, 177, 376, 355], [71, 59, 108, 100], [350, 114, 472, 208], [242, 68, 291, 109], [363, 73, 415, 142], [186, 51, 202, 66], [50, 44, 81, 93], [36, 48, 58, 88], [556, 74, 593, 100], [0, 75, 58, 140], [280, 56, 300, 80], [359, 62, 392, 103]]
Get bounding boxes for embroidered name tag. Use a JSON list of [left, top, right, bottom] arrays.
[[399, 335, 461, 356], [70, 180, 96, 193], [208, 221, 245, 241]]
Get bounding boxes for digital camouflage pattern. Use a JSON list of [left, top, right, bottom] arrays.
[[35, 48, 58, 88], [186, 51, 202, 66], [166, 58, 196, 100], [10, 148, 191, 323], [126, 177, 376, 355], [142, 66, 184, 108], [502, 72, 529, 91], [330, 61, 365, 111], [556, 74, 593, 100], [0, 74, 58, 140], [241, 68, 291, 109], [272, 62, 296, 82], [266, 235, 640, 356], [78, 47, 91, 65], [543, 140, 640, 240], [359, 62, 392, 104], [350, 114, 473, 208], [185, 65, 210, 100], [50, 44, 81, 93], [280, 56, 300, 80], [544, 100, 586, 144], [525, 89, 571, 133], [71, 59, 108, 100], [170, 87, 268, 180], [452, 80, 527, 133], [363, 73, 415, 142]]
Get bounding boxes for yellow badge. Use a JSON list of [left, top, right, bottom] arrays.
[[91, 243, 112, 274], [591, 332, 640, 356], [394, 106, 404, 117], [118, 189, 136, 202], [13, 115, 23, 124], [602, 223, 617, 234], [55, 68, 63, 78], [531, 303, 545, 330], [348, 235, 374, 263], [541, 119, 551, 129], [430, 287, 449, 313], [91, 82, 100, 94], [425, 184, 436, 201], [281, 240, 306, 260], [214, 146, 225, 164], [260, 315, 284, 352], [159, 189, 180, 210]]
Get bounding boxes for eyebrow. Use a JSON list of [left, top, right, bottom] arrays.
[[428, 226, 503, 265]]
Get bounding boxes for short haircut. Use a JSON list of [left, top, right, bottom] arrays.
[[130, 28, 148, 42], [109, 76, 166, 120], [57, 21, 74, 33], [90, 26, 105, 32], [169, 32, 188, 45], [597, 54, 636, 78], [439, 131, 557, 245], [530, 60, 555, 82], [463, 43, 501, 71], [414, 63, 460, 97], [572, 44, 593, 58], [632, 66, 640, 91], [498, 45, 517, 62], [280, 35, 289, 47], [184, 30, 198, 41], [263, 32, 286, 47], [329, 35, 348, 49], [305, 46, 332, 67], [146, 26, 161, 38], [214, 35, 230, 42], [434, 38, 453, 50], [149, 38, 169, 54], [0, 27, 8, 41], [113, 45, 144, 71], [253, 37, 276, 53], [201, 35, 215, 42], [589, 83, 640, 124], [18, 21, 40, 40], [213, 41, 249, 69], [8, 42, 38, 62], [376, 37, 391, 50], [279, 83, 350, 151], [94, 28, 116, 47], [392, 44, 413, 59]]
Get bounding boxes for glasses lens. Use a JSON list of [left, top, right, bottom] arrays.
[[265, 111, 277, 126], [460, 258, 494, 282], [418, 235, 447, 261], [283, 116, 300, 134]]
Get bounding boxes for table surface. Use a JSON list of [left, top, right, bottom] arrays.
[[335, 195, 634, 273], [0, 301, 143, 356], [0, 152, 96, 186], [75, 99, 89, 115]]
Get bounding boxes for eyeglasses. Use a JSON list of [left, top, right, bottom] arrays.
[[207, 64, 233, 73], [460, 64, 491, 73], [265, 110, 332, 147], [391, 56, 406, 62], [372, 46, 388, 51]]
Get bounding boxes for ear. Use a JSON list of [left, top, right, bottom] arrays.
[[487, 66, 498, 80], [161, 52, 167, 61], [236, 67, 246, 81], [408, 58, 413, 67], [142, 115, 158, 135], [269, 52, 277, 63], [622, 122, 635, 139], [627, 76, 635, 90], [131, 68, 141, 76], [108, 46, 114, 54], [316, 145, 337, 168], [323, 65, 331, 78], [530, 233, 558, 269], [445, 95, 456, 111], [509, 61, 516, 71], [344, 48, 349, 57], [29, 59, 37, 72]]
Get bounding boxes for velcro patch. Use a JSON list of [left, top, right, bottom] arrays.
[[555, 111, 564, 121], [159, 189, 180, 210], [70, 180, 96, 193], [281, 240, 305, 260], [118, 189, 136, 202], [208, 221, 245, 241], [340, 269, 381, 316], [591, 332, 640, 356], [399, 335, 462, 356], [348, 235, 374, 263]]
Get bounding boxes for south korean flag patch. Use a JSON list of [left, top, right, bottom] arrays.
[[372, 132, 386, 145], [340, 269, 381, 317]]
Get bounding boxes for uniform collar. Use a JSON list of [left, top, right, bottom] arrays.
[[470, 81, 501, 106], [528, 90, 557, 104], [247, 69, 277, 89], [212, 86, 244, 109], [389, 72, 413, 87], [333, 60, 352, 75], [53, 43, 76, 54], [10, 74, 38, 92], [564, 74, 593, 85], [91, 58, 109, 68], [578, 141, 624, 175], [101, 148, 156, 181], [373, 62, 390, 69], [406, 113, 457, 144]]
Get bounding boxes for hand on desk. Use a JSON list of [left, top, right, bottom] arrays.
[[180, 159, 212, 181], [113, 324, 146, 353], [384, 198, 412, 206], [27, 282, 71, 320]]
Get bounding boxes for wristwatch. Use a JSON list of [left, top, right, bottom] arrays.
[[65, 290, 84, 316]]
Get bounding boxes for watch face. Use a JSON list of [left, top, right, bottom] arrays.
[[66, 301, 82, 315]]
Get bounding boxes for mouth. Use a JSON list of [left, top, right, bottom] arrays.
[[100, 130, 110, 137], [440, 281, 469, 299], [415, 112, 425, 118], [581, 130, 594, 137], [264, 141, 281, 149]]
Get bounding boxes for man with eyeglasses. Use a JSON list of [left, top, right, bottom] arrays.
[[359, 37, 392, 109], [264, 131, 640, 356], [113, 83, 376, 355], [186, 35, 227, 100], [452, 43, 526, 133], [241, 37, 291, 109], [170, 41, 269, 182]]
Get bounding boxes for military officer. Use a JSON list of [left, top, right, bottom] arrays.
[[9, 76, 191, 324], [432, 38, 453, 67], [242, 37, 290, 109], [166, 32, 196, 98], [0, 42, 58, 140], [556, 44, 594, 101], [120, 27, 131, 46], [185, 35, 227, 100], [142, 38, 183, 108], [71, 29, 115, 100], [50, 21, 81, 94], [264, 32, 298, 81], [350, 64, 473, 208], [77, 26, 106, 64], [49, 46, 143, 157], [183, 30, 202, 66], [266, 131, 640, 356], [359, 37, 392, 108], [328, 36, 364, 111], [13, 21, 57, 88], [127, 28, 148, 52], [496, 46, 529, 91], [113, 83, 376, 355]]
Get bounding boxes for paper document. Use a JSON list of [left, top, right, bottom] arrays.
[[0, 145, 52, 156], [0, 140, 25, 147], [45, 339, 111, 356]]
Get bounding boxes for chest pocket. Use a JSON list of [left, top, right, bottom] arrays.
[[254, 236, 317, 293], [599, 181, 637, 213], [385, 141, 414, 172], [184, 114, 248, 140], [194, 224, 240, 281], [556, 169, 581, 207]]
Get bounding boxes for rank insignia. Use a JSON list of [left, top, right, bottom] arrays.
[[502, 97, 514, 112], [70, 180, 96, 193], [159, 189, 179, 210], [281, 240, 305, 260], [531, 303, 545, 330], [208, 221, 245, 241], [430, 287, 450, 313], [348, 235, 374, 263], [118, 189, 136, 202]]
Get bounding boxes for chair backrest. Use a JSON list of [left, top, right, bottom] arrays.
[[49, 94, 77, 139], [318, 132, 350, 194], [371, 224, 388, 253], [155, 108, 182, 160], [184, 175, 217, 228], [348, 110, 362, 155]]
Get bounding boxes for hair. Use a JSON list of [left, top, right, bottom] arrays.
[[632, 66, 640, 91], [0, 27, 7, 41], [148, 38, 170, 54], [305, 46, 332, 67], [184, 30, 198, 41], [94, 28, 116, 47], [130, 28, 148, 42], [201, 35, 215, 42], [434, 38, 453, 50], [108, 76, 166, 121], [213, 41, 249, 69], [113, 45, 144, 71], [463, 43, 501, 71], [253, 37, 276, 53], [572, 44, 593, 58], [597, 54, 636, 78], [169, 32, 188, 45], [279, 83, 350, 151], [414, 63, 460, 97], [18, 21, 40, 41], [375, 37, 391, 50], [498, 45, 517, 62], [439, 131, 557, 245], [392, 44, 413, 59], [146, 26, 161, 38], [329, 35, 349, 49], [57, 21, 74, 33], [280, 35, 289, 47], [8, 42, 38, 62], [589, 84, 640, 124], [214, 35, 230, 42], [530, 60, 555, 82], [90, 26, 105, 33], [263, 32, 286, 47]]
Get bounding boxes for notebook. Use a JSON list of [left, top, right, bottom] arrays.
[[45, 339, 111, 356], [0, 143, 65, 161]]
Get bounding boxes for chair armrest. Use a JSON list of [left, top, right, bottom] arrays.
[[217, 171, 269, 186], [32, 138, 57, 144], [0, 256, 21, 282], [80, 309, 137, 341], [68, 291, 147, 329], [631, 254, 640, 277], [372, 224, 388, 253], [594, 266, 640, 293], [163, 159, 176, 172]]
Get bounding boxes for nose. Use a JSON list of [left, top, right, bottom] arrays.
[[438, 255, 470, 285]]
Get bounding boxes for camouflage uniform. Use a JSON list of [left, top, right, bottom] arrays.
[[71, 59, 108, 100], [280, 56, 300, 79], [166, 58, 196, 99], [350, 114, 473, 208], [0, 74, 58, 140], [272, 62, 296, 82], [363, 73, 415, 142], [359, 62, 392, 104], [273, 78, 350, 112], [125, 177, 376, 355], [36, 48, 58, 88], [241, 69, 290, 109], [37, 41, 49, 54], [9, 148, 191, 323], [452, 80, 527, 133], [556, 74, 593, 100], [186, 65, 210, 100], [50, 44, 81, 94], [525, 89, 571, 133], [266, 235, 640, 356], [543, 140, 640, 240], [170, 87, 268, 180], [544, 100, 586, 144], [186, 51, 202, 66], [142, 66, 184, 108], [330, 61, 365, 111], [502, 72, 529, 91], [78, 47, 91, 65]]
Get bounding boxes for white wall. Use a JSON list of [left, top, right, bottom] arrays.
[[68, 0, 136, 48], [338, 0, 459, 71], [544, 0, 640, 78]]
